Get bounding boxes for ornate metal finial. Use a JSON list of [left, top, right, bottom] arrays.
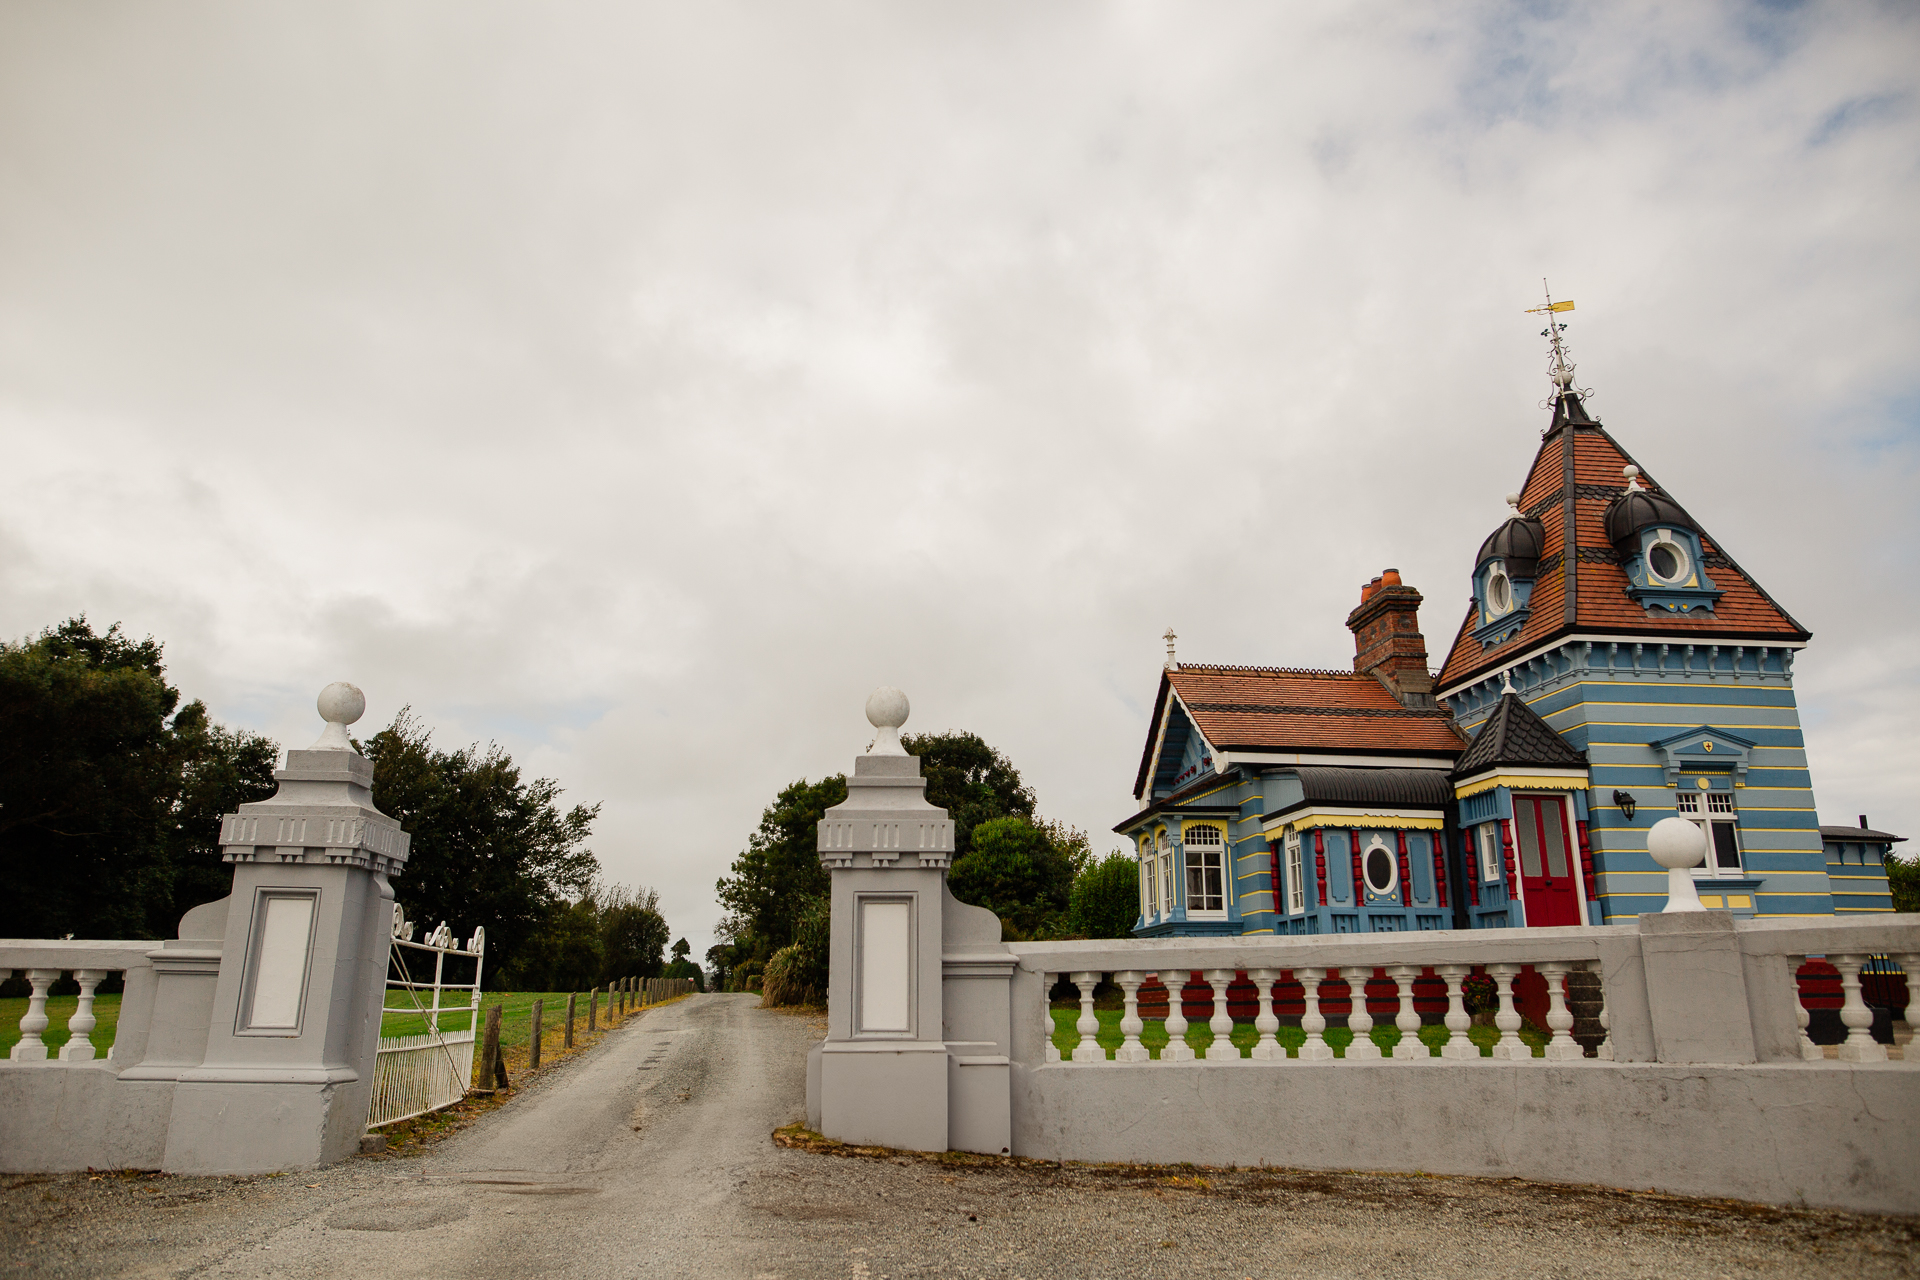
[[1622, 464, 1645, 492], [309, 682, 366, 751], [1164, 627, 1178, 671], [864, 686, 910, 755], [1524, 280, 1590, 413]]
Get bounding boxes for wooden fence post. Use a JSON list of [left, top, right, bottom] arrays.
[[565, 992, 576, 1048], [529, 999, 543, 1071], [481, 1003, 508, 1091], [588, 987, 598, 1033]]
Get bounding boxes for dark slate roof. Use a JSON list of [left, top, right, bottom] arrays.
[[1819, 825, 1907, 845], [1451, 693, 1586, 778], [1290, 766, 1453, 810]]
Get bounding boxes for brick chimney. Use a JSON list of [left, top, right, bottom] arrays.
[[1345, 568, 1436, 708]]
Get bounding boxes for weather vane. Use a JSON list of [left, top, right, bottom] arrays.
[[1523, 279, 1590, 413]]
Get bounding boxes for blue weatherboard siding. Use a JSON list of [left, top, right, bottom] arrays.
[[1443, 640, 1829, 921], [1824, 838, 1896, 913]]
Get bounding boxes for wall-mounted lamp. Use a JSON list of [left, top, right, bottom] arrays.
[[1613, 790, 1637, 821]]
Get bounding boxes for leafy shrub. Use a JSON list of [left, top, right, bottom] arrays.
[[761, 894, 829, 1007]]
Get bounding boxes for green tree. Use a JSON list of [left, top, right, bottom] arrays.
[[1068, 851, 1142, 938], [160, 701, 279, 927], [903, 731, 1035, 857], [0, 618, 278, 941], [1889, 851, 1919, 914], [713, 774, 846, 976], [596, 882, 670, 985], [947, 815, 1078, 940], [363, 709, 600, 988]]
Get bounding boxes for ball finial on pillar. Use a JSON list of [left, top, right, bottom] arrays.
[[1648, 816, 1708, 912], [309, 682, 367, 751], [865, 686, 910, 755]]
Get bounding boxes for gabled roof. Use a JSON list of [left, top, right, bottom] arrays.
[[1437, 398, 1810, 692], [1818, 825, 1906, 845], [1451, 692, 1586, 779], [1132, 664, 1464, 798]]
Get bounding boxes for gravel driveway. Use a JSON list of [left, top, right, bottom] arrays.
[[3, 993, 1913, 1279]]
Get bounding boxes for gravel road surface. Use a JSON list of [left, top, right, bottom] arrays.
[[3, 993, 1913, 1279]]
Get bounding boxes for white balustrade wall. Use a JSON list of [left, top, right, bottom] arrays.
[[991, 914, 1920, 1214]]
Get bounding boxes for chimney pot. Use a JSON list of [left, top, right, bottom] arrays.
[[1860, 814, 1869, 829], [1381, 568, 1402, 586]]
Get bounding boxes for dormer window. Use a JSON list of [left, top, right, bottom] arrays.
[[1646, 531, 1691, 585], [1486, 564, 1513, 615]]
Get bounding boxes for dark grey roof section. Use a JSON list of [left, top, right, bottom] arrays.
[[1819, 825, 1907, 845], [1285, 766, 1454, 811], [1452, 693, 1586, 779]]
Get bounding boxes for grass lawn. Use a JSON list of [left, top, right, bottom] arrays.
[[0, 993, 122, 1057], [1050, 1006, 1553, 1059]]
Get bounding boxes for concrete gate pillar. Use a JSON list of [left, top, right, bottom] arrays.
[[808, 688, 1011, 1153], [162, 683, 412, 1173]]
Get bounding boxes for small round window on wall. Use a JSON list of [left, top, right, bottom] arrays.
[[1647, 533, 1691, 584], [1364, 840, 1396, 895], [1485, 560, 1512, 616]]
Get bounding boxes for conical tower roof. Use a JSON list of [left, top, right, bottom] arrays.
[[1436, 393, 1809, 693]]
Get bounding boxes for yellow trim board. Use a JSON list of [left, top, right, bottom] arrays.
[[1262, 809, 1444, 833], [1454, 772, 1590, 800]]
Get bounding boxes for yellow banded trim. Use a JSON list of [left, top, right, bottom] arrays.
[[1259, 807, 1444, 834], [1453, 771, 1591, 801]]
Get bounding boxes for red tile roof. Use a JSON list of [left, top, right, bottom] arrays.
[[1131, 665, 1464, 796], [1436, 413, 1809, 692]]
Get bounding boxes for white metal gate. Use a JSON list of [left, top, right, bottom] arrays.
[[368, 905, 485, 1130]]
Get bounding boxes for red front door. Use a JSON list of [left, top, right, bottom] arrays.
[[1514, 794, 1581, 927]]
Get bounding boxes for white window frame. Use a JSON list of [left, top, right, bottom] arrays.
[[1157, 831, 1176, 916], [1141, 837, 1158, 918], [1677, 789, 1744, 878], [1646, 529, 1692, 585], [1360, 834, 1398, 899], [1477, 822, 1502, 883], [1285, 833, 1305, 914], [1485, 559, 1513, 618], [1182, 824, 1228, 918]]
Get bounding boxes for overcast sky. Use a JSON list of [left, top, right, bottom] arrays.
[[3, 2, 1915, 958]]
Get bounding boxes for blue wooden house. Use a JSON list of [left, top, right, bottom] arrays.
[[1120, 361, 1901, 934]]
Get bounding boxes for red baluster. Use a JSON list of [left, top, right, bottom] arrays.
[[1432, 833, 1449, 909], [1396, 830, 1413, 907], [1576, 819, 1597, 907], [1350, 833, 1364, 906], [1500, 818, 1519, 905], [1314, 829, 1328, 907], [1269, 841, 1283, 917], [1467, 826, 1480, 907]]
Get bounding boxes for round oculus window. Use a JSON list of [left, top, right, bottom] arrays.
[[1647, 539, 1688, 583], [1364, 846, 1395, 894], [1487, 571, 1512, 614]]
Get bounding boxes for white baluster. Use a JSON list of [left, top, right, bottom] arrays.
[[1439, 964, 1477, 1060], [1487, 963, 1529, 1060], [1539, 961, 1580, 1060], [1160, 971, 1196, 1062], [1201, 969, 1238, 1062], [1041, 971, 1060, 1064], [58, 970, 108, 1062], [1831, 954, 1888, 1063], [1590, 960, 1615, 1061], [1247, 967, 1283, 1060], [1296, 967, 1334, 1061], [1342, 967, 1381, 1059], [1389, 965, 1425, 1060], [1114, 970, 1150, 1063], [1072, 971, 1105, 1063], [10, 969, 58, 1061]]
